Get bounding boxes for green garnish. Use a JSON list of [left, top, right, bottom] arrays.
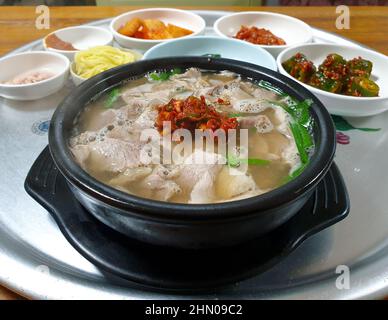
[[280, 98, 313, 129], [257, 80, 287, 97], [262, 88, 314, 180], [286, 98, 314, 173], [246, 158, 271, 166], [227, 154, 240, 167], [283, 162, 308, 184], [105, 88, 120, 108], [290, 122, 309, 164], [290, 163, 308, 178], [292, 99, 313, 128], [273, 97, 314, 167], [149, 68, 182, 81], [227, 112, 244, 118], [227, 154, 270, 168]]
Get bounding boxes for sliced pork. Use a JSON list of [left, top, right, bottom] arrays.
[[69, 68, 307, 204]]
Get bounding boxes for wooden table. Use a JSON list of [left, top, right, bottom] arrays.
[[0, 286, 24, 300], [0, 5, 387, 300], [0, 6, 387, 57]]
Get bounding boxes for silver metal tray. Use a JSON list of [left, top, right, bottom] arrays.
[[1, 10, 387, 300]]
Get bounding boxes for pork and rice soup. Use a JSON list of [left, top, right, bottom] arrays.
[[69, 68, 314, 204]]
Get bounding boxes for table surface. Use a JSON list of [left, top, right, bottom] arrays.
[[1, 5, 388, 57], [0, 5, 387, 300]]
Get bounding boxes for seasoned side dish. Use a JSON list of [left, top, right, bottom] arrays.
[[118, 18, 193, 40], [45, 33, 76, 51], [234, 26, 286, 46], [3, 70, 55, 85], [282, 52, 379, 97], [69, 68, 314, 204]]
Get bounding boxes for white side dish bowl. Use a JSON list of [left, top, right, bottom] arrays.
[[277, 43, 388, 117], [43, 26, 114, 59], [0, 51, 70, 101], [214, 11, 313, 57], [143, 36, 277, 70], [110, 8, 206, 51]]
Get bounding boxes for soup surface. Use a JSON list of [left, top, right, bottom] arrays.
[[70, 68, 313, 204]]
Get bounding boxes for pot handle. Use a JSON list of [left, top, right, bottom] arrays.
[[283, 162, 350, 252]]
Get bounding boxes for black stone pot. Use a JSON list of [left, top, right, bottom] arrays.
[[49, 57, 336, 249]]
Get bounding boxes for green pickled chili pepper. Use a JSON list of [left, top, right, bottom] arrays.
[[319, 53, 347, 73], [282, 52, 316, 83], [308, 71, 343, 93], [348, 77, 380, 97], [282, 53, 304, 73], [347, 57, 373, 78]]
